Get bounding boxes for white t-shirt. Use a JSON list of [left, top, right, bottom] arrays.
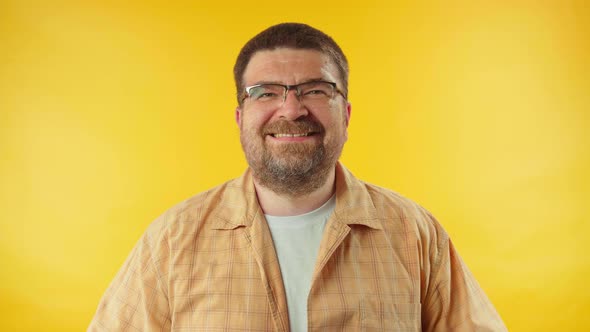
[[265, 195, 336, 332]]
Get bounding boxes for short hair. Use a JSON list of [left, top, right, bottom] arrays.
[[233, 23, 349, 105]]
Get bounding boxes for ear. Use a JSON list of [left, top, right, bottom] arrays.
[[235, 107, 242, 126], [345, 101, 351, 127]]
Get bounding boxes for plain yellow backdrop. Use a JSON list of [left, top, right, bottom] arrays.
[[1, 1, 589, 331]]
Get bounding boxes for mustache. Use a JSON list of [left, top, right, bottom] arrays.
[[262, 118, 324, 135]]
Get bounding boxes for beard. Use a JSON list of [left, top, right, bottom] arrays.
[[240, 117, 344, 197]]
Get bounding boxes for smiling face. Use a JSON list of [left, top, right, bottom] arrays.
[[236, 48, 351, 196]]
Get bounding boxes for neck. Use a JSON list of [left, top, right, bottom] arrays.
[[253, 167, 336, 216]]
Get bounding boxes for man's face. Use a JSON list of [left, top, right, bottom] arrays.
[[236, 48, 351, 196]]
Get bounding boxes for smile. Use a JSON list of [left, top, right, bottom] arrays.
[[271, 133, 312, 138]]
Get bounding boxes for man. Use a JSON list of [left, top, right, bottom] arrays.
[[89, 23, 507, 331]]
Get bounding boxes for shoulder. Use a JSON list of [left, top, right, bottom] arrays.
[[361, 180, 449, 246], [337, 164, 447, 243], [142, 176, 244, 246]]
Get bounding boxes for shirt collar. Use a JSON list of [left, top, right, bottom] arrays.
[[332, 162, 382, 229], [212, 162, 382, 230]]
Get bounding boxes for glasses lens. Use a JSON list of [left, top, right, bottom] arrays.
[[248, 84, 285, 101], [244, 81, 338, 110], [299, 82, 334, 99]]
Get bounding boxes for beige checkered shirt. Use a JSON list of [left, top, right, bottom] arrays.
[[89, 163, 507, 331]]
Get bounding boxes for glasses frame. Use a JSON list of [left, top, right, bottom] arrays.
[[241, 80, 347, 105]]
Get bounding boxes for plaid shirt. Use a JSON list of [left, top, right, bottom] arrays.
[[89, 163, 507, 331]]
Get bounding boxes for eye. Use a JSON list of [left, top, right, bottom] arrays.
[[300, 82, 333, 98], [303, 89, 329, 96], [249, 85, 284, 101], [253, 92, 277, 99]]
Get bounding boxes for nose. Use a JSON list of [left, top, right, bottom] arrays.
[[275, 88, 309, 120]]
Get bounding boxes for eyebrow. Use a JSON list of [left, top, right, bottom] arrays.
[[248, 77, 327, 87]]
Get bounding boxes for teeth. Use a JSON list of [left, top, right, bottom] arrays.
[[273, 133, 309, 138]]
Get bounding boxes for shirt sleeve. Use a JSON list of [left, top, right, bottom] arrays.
[[420, 221, 508, 332], [88, 228, 171, 331]]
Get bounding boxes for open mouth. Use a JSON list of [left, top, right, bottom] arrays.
[[263, 119, 323, 140], [271, 132, 315, 138]]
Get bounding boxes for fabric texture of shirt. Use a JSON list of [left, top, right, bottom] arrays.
[[266, 194, 335, 332], [88, 163, 507, 331]]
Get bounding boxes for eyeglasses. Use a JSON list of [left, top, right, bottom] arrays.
[[241, 80, 346, 110]]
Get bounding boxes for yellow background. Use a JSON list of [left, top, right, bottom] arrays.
[[1, 1, 589, 331]]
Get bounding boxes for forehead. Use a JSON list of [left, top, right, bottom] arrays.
[[243, 48, 338, 85]]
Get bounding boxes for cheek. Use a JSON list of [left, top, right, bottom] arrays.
[[240, 111, 271, 136], [243, 107, 269, 123], [322, 109, 347, 129]]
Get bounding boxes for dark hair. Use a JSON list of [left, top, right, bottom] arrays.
[[233, 23, 349, 105]]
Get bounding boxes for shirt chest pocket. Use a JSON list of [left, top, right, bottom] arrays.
[[361, 299, 421, 331]]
